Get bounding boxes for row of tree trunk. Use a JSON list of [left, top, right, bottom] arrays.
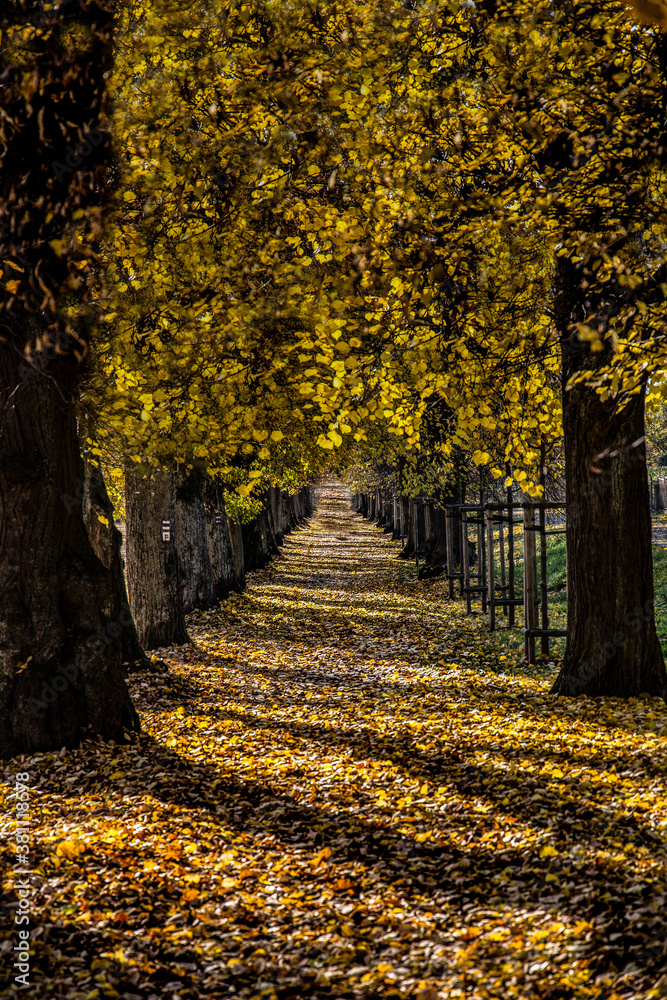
[[0, 430, 314, 759], [353, 491, 457, 566], [121, 468, 313, 652]]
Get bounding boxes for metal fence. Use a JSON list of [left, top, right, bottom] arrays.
[[352, 491, 568, 662]]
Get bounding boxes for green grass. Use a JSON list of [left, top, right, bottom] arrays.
[[652, 545, 667, 644], [485, 533, 667, 663], [509, 532, 566, 596], [484, 531, 567, 662]]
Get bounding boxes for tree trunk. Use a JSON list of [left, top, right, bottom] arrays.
[[425, 478, 463, 566], [300, 486, 312, 518], [228, 519, 246, 591], [204, 477, 235, 601], [0, 348, 139, 757], [80, 448, 150, 671], [125, 465, 189, 650], [0, 1, 139, 755], [290, 491, 303, 526], [398, 496, 415, 558], [551, 262, 667, 698], [264, 488, 283, 555], [266, 486, 284, 550], [174, 469, 216, 613], [376, 490, 386, 527], [425, 504, 448, 566], [382, 491, 394, 533], [242, 511, 271, 571], [280, 491, 292, 536]]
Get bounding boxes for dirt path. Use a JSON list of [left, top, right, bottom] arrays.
[[181, 480, 467, 689], [5, 484, 667, 1000]]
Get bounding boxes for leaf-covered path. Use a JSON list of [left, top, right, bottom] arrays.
[[3, 484, 667, 999]]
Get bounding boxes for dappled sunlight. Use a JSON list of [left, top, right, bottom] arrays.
[[2, 484, 667, 999]]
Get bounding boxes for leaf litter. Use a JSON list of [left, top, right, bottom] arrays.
[[2, 483, 667, 999]]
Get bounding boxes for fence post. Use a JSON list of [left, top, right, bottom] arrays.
[[462, 509, 471, 614], [445, 508, 455, 598], [499, 505, 507, 604], [414, 499, 420, 568], [486, 504, 495, 630], [539, 502, 549, 657], [507, 484, 516, 627], [523, 503, 537, 663], [479, 509, 487, 617]]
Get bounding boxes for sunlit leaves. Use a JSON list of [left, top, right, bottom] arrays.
[[3, 486, 667, 998]]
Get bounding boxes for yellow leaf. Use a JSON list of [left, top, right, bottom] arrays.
[[56, 839, 86, 859], [539, 845, 559, 858], [97, 515, 109, 527], [311, 847, 332, 867], [6, 280, 20, 294]]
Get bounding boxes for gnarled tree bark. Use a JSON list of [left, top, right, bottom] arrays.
[[267, 486, 285, 549], [228, 519, 246, 592], [204, 477, 235, 601], [242, 510, 271, 572], [80, 445, 150, 671], [0, 0, 140, 755], [0, 350, 139, 757], [551, 259, 667, 698], [125, 465, 189, 651], [398, 497, 415, 558], [174, 469, 216, 613]]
